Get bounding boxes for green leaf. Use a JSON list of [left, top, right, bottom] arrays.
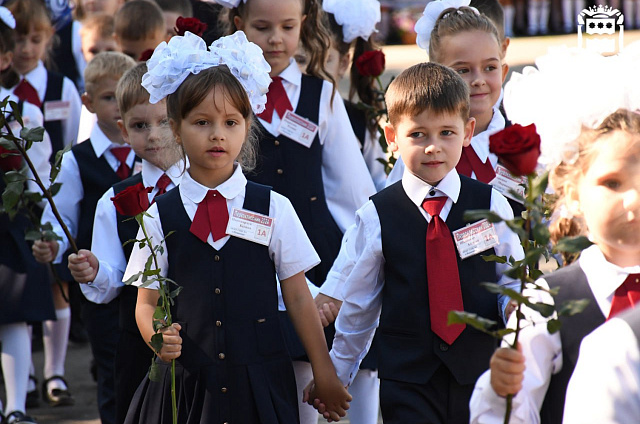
[[50, 144, 71, 183], [532, 222, 550, 246], [463, 209, 505, 223], [123, 271, 143, 286], [527, 301, 555, 318], [529, 172, 549, 199], [148, 361, 161, 382], [150, 332, 164, 353], [547, 318, 562, 334], [0, 137, 17, 151], [505, 219, 527, 240], [20, 126, 45, 143], [481, 254, 508, 264], [480, 283, 530, 304], [2, 187, 21, 212], [8, 100, 23, 127], [529, 268, 544, 281], [153, 307, 165, 321], [553, 236, 593, 254], [557, 299, 590, 317], [169, 286, 183, 299], [49, 182, 63, 197], [24, 229, 43, 241], [448, 311, 498, 336]]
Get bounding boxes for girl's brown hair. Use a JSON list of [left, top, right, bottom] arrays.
[[0, 21, 19, 89], [549, 109, 640, 263], [6, 0, 54, 36], [167, 66, 258, 172], [429, 6, 501, 63]]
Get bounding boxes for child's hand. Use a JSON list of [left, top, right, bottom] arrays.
[[32, 240, 59, 263], [314, 293, 342, 327], [490, 344, 525, 397], [68, 249, 99, 284], [307, 373, 351, 422], [156, 323, 182, 362]]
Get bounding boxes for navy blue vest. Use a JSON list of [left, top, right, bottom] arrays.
[[539, 263, 604, 424], [43, 71, 65, 163], [247, 75, 342, 285], [156, 182, 288, 371], [371, 177, 499, 385], [50, 22, 81, 90]]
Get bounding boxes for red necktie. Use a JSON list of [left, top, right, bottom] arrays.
[[111, 146, 131, 180], [190, 190, 229, 243], [257, 76, 293, 123], [607, 273, 640, 319], [422, 197, 465, 345], [152, 173, 172, 202], [14, 79, 42, 107], [456, 146, 497, 184]]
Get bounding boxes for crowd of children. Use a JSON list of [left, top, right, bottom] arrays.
[[0, 0, 639, 423]]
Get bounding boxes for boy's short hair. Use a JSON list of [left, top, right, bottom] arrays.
[[114, 0, 164, 41], [79, 13, 115, 40], [116, 63, 151, 118], [385, 62, 470, 127], [84, 52, 136, 95], [154, 0, 193, 17], [470, 0, 506, 40]]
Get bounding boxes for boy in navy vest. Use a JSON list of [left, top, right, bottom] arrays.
[[308, 62, 524, 424], [32, 51, 136, 424], [66, 62, 184, 424]]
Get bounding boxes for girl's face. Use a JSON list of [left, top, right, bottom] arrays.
[[173, 87, 247, 188], [234, 0, 305, 76], [81, 0, 123, 17], [325, 44, 350, 82], [437, 30, 507, 134], [14, 26, 52, 74], [575, 131, 640, 267]]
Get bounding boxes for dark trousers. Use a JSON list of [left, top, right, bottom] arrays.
[[380, 365, 475, 424], [115, 329, 154, 424], [83, 299, 120, 424]]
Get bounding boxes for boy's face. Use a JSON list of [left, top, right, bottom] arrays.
[[118, 100, 180, 170], [81, 0, 123, 16], [116, 31, 164, 61], [82, 78, 120, 135], [162, 11, 181, 42], [80, 29, 119, 64], [385, 109, 475, 185]]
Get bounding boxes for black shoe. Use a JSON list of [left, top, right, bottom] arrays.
[[41, 376, 74, 407], [25, 376, 39, 408], [2, 411, 38, 424]]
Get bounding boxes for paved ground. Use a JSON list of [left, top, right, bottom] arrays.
[[5, 30, 640, 424]]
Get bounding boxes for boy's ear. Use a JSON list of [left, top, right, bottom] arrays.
[[463, 117, 475, 147], [501, 62, 509, 85], [384, 123, 398, 152], [117, 119, 131, 145], [81, 92, 95, 113]]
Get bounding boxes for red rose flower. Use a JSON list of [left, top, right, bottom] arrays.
[[355, 50, 385, 77], [0, 146, 22, 172], [174, 16, 208, 37], [111, 183, 153, 216], [489, 123, 541, 176], [138, 49, 154, 62]]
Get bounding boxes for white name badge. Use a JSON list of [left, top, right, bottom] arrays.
[[277, 110, 318, 148], [44, 100, 71, 121], [452, 219, 500, 260], [226, 208, 274, 246], [490, 165, 527, 204]]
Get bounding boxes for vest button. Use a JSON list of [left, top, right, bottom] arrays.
[[439, 342, 449, 351], [274, 140, 280, 146], [218, 353, 226, 360], [276, 168, 284, 175], [214, 255, 220, 262], [216, 320, 222, 327], [221, 387, 228, 393], [215, 288, 221, 295], [310, 196, 317, 202]]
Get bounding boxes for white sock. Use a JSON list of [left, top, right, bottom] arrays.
[[27, 327, 36, 393], [42, 307, 70, 391], [504, 5, 515, 37], [528, 0, 540, 34], [539, 0, 550, 33], [292, 361, 320, 424], [347, 369, 380, 424], [0, 323, 31, 413]]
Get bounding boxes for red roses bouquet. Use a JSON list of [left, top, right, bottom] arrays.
[[174, 16, 208, 37]]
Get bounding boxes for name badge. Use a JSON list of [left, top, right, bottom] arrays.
[[490, 165, 527, 204], [277, 110, 318, 148], [452, 219, 500, 260], [226, 208, 274, 246], [44, 100, 71, 121]]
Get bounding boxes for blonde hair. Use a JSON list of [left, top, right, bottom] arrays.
[[549, 109, 640, 262], [116, 62, 151, 118], [429, 7, 502, 63], [114, 0, 164, 41], [84, 52, 136, 95]]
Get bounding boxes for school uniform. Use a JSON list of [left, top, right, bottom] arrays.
[[328, 168, 524, 424], [41, 124, 137, 424], [49, 19, 86, 91], [122, 166, 320, 424], [80, 160, 182, 424], [564, 307, 640, 423], [470, 245, 640, 424]]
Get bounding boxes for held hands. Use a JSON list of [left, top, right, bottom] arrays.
[[303, 376, 351, 422], [490, 343, 526, 397], [32, 240, 59, 264], [156, 323, 182, 362], [68, 249, 99, 284], [314, 293, 343, 327]]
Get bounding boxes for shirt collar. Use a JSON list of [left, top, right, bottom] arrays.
[[469, 104, 506, 162], [141, 160, 185, 188], [580, 244, 640, 301], [277, 58, 302, 88], [89, 125, 117, 157], [181, 164, 246, 204], [401, 168, 461, 208]]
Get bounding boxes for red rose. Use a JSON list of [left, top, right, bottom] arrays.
[[174, 16, 208, 37], [111, 183, 153, 216], [138, 49, 154, 62], [0, 146, 22, 172], [489, 123, 541, 176], [355, 50, 385, 77]]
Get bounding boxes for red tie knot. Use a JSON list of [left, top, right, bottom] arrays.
[[422, 196, 447, 217], [111, 146, 131, 163], [156, 173, 171, 192]]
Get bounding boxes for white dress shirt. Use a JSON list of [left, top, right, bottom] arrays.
[[124, 166, 321, 289], [563, 312, 640, 424], [470, 245, 640, 424], [42, 124, 136, 262], [258, 60, 377, 233], [20, 61, 82, 149], [80, 160, 184, 304], [327, 168, 524, 386]]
